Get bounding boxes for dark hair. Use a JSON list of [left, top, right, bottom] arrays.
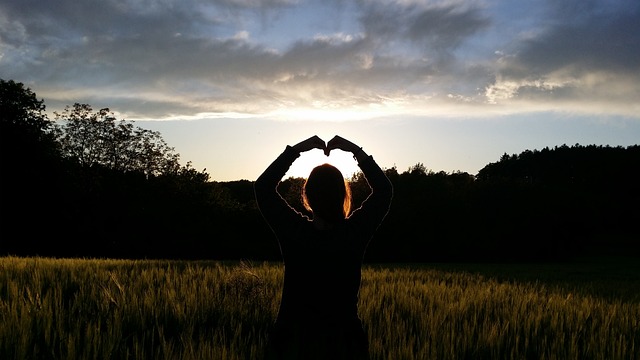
[[302, 163, 352, 223]]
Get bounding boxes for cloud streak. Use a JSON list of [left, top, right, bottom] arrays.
[[1, 0, 638, 119], [485, 0, 640, 112]]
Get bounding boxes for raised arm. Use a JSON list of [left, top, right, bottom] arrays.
[[326, 135, 393, 204], [254, 136, 326, 226], [327, 135, 393, 240]]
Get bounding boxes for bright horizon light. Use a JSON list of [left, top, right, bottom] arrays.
[[285, 149, 361, 180]]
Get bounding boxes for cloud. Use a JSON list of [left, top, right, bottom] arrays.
[[1, 0, 638, 119], [485, 0, 640, 115], [358, 1, 490, 56]]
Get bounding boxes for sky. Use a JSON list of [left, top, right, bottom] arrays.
[[1, 0, 639, 181]]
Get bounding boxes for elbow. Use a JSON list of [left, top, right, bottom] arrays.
[[254, 176, 277, 204], [254, 173, 270, 192], [253, 178, 267, 201]]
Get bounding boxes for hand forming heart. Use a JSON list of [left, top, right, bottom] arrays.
[[292, 135, 360, 157]]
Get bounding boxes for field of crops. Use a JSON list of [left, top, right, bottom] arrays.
[[1, 256, 638, 359]]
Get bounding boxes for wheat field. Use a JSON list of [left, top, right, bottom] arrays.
[[1, 256, 638, 359]]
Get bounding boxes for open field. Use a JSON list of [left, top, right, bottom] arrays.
[[1, 256, 639, 359]]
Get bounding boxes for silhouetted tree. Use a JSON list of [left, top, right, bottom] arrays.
[[3, 79, 637, 261], [54, 103, 182, 177], [0, 79, 60, 172], [474, 144, 640, 260], [0, 79, 63, 255]]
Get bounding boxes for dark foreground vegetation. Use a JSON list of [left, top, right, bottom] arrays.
[[2, 79, 639, 262]]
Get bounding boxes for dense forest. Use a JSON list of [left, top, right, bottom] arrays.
[[1, 79, 638, 262]]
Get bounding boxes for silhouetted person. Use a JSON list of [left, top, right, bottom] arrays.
[[255, 135, 393, 360]]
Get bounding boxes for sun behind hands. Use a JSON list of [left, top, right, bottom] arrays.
[[286, 147, 360, 179]]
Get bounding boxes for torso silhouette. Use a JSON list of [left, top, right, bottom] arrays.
[[255, 145, 392, 360]]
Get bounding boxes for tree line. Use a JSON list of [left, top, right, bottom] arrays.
[[1, 79, 638, 262]]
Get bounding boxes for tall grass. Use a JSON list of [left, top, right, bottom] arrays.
[[1, 256, 638, 359], [360, 264, 639, 359], [0, 257, 279, 360]]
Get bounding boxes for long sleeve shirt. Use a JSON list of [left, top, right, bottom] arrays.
[[254, 146, 393, 323]]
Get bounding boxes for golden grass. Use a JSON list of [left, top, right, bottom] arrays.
[[1, 256, 638, 359]]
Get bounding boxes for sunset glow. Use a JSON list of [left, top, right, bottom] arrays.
[[2, 0, 638, 181]]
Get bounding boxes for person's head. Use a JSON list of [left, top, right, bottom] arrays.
[[302, 163, 352, 223]]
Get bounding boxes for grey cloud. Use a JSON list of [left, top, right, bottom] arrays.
[[3, 0, 636, 118], [0, 0, 504, 115], [407, 6, 490, 50], [0, 0, 270, 80], [18, 1, 215, 39], [486, 1, 640, 106], [2, 0, 484, 91], [359, 2, 490, 51], [0, 0, 292, 41], [280, 36, 370, 77], [216, 0, 297, 10], [501, 1, 640, 77]]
